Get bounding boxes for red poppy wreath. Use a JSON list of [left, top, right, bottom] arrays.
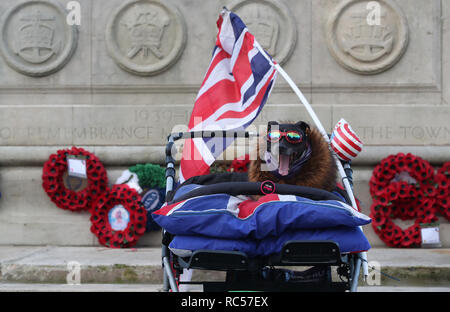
[[90, 184, 147, 248], [434, 161, 450, 220], [42, 147, 108, 211], [369, 153, 438, 248]]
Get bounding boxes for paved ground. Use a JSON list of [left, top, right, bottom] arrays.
[[0, 283, 163, 292], [0, 246, 449, 288]]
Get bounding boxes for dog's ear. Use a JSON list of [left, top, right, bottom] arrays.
[[295, 121, 310, 133]]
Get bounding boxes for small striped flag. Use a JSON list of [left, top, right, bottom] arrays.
[[330, 119, 363, 161]]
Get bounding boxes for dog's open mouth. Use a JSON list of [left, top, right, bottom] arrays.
[[277, 152, 302, 176]]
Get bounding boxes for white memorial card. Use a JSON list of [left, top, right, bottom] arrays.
[[420, 223, 441, 247], [67, 156, 87, 179]]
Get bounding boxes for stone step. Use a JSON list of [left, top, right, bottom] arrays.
[[0, 246, 449, 287]]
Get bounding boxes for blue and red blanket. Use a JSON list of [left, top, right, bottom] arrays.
[[152, 193, 371, 257]]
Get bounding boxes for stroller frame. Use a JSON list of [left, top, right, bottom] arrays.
[[161, 131, 364, 292]]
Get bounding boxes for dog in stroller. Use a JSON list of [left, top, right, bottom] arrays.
[[157, 127, 371, 292]]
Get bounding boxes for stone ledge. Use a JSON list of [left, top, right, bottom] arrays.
[[1, 145, 449, 166]]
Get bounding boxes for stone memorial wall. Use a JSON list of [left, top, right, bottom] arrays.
[[0, 0, 448, 246]]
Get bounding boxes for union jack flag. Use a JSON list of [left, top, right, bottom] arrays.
[[179, 9, 278, 183]]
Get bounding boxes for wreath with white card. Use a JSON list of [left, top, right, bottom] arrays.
[[90, 184, 147, 248], [42, 147, 108, 211]]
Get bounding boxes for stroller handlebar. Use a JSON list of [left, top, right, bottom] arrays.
[[167, 181, 343, 204]]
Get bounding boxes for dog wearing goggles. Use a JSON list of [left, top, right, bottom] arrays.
[[248, 121, 337, 192]]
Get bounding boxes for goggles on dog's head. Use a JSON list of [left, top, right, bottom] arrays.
[[266, 130, 303, 144]]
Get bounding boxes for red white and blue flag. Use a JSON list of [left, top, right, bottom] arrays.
[[179, 9, 278, 183]]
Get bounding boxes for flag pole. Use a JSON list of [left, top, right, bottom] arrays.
[[274, 64, 357, 205], [273, 63, 369, 279]]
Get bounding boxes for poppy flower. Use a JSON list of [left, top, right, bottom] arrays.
[[370, 202, 385, 214], [412, 163, 426, 179], [397, 182, 410, 199], [376, 191, 391, 206], [411, 225, 422, 245], [381, 223, 395, 241], [436, 187, 448, 200], [371, 213, 387, 228], [229, 154, 250, 172], [404, 205, 416, 218], [386, 183, 399, 201], [125, 231, 136, 243], [407, 186, 418, 199], [437, 197, 449, 209], [417, 207, 438, 224], [437, 161, 450, 177], [373, 164, 384, 179], [401, 233, 414, 247], [113, 231, 126, 244], [380, 204, 392, 217], [373, 184, 387, 197], [436, 175, 448, 189], [436, 199, 450, 220], [380, 167, 395, 181], [422, 184, 436, 198], [395, 158, 407, 171], [392, 231, 404, 247]]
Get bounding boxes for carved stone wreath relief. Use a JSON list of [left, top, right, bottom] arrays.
[[106, 0, 187, 76], [229, 0, 297, 65], [326, 0, 409, 75], [0, 0, 78, 77]]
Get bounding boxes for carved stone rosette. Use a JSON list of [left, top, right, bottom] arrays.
[[229, 0, 297, 65], [0, 0, 78, 77], [106, 0, 187, 76], [326, 0, 409, 75]]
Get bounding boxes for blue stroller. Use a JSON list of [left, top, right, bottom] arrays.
[[157, 131, 371, 292]]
